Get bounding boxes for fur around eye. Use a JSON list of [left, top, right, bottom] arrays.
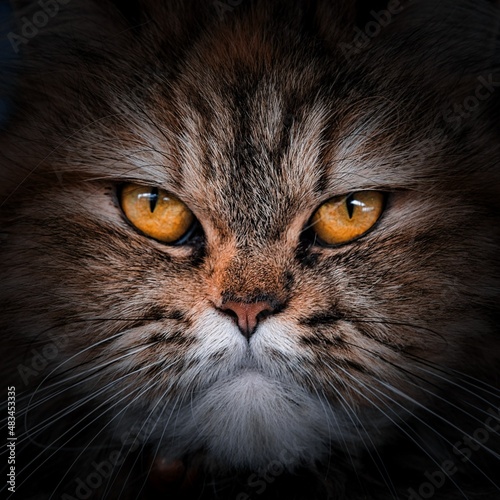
[[311, 191, 385, 245], [120, 184, 194, 243]]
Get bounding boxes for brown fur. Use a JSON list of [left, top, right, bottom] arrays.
[[1, 1, 500, 499]]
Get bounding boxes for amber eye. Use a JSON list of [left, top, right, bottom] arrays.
[[120, 184, 195, 243], [311, 191, 385, 245]]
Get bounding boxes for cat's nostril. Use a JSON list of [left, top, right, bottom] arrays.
[[219, 300, 277, 340], [256, 309, 272, 321], [223, 308, 239, 322]]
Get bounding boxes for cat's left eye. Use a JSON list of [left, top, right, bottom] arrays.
[[311, 191, 385, 246], [120, 184, 195, 243]]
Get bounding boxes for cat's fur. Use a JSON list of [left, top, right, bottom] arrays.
[[1, 0, 500, 498]]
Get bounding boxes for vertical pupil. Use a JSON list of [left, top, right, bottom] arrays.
[[346, 194, 355, 219], [149, 187, 159, 213]]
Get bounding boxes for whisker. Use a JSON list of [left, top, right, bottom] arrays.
[[13, 341, 158, 419], [324, 344, 500, 493], [307, 374, 400, 499], [46, 363, 175, 500], [118, 387, 188, 500], [324, 365, 474, 499], [10, 358, 177, 496], [11, 317, 164, 406], [341, 338, 499, 425], [344, 316, 500, 397], [8, 346, 161, 453]]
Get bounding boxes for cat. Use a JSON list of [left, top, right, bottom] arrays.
[[1, 0, 500, 499]]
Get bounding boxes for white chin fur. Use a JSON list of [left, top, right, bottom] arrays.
[[159, 372, 348, 470], [133, 312, 371, 470]]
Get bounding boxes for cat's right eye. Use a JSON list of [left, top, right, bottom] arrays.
[[120, 184, 195, 244], [310, 191, 385, 246]]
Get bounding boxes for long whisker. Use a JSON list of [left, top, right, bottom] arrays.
[[344, 316, 500, 397], [332, 343, 500, 490], [11, 357, 176, 496], [341, 338, 499, 425], [323, 365, 473, 499], [118, 386, 189, 500], [307, 374, 400, 499], [15, 343, 162, 450], [13, 341, 158, 420], [47, 361, 177, 500], [10, 317, 163, 406]]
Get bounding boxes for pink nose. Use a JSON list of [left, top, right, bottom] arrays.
[[219, 301, 276, 339]]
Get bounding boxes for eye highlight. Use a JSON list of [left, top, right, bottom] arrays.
[[120, 184, 194, 243], [311, 191, 385, 246]]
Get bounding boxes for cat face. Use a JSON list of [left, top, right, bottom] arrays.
[[1, 0, 499, 498]]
